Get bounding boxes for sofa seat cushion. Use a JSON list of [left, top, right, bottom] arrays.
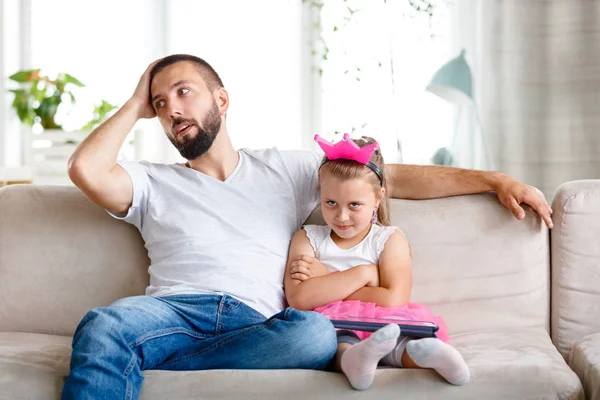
[[139, 328, 582, 400], [0, 332, 71, 399], [1, 329, 582, 399], [570, 332, 600, 400]]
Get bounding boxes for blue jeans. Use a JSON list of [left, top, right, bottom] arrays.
[[62, 294, 337, 400]]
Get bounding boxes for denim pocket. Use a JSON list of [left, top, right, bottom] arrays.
[[221, 296, 242, 311], [129, 327, 208, 348]]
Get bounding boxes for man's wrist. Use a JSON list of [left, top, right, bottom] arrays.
[[123, 98, 145, 120], [484, 171, 508, 192]]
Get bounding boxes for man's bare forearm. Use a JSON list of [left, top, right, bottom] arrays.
[[68, 100, 140, 178], [384, 164, 505, 199]]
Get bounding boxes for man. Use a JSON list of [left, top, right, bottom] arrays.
[[62, 54, 553, 399]]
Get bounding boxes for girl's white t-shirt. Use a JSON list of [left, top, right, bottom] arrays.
[[303, 224, 399, 272]]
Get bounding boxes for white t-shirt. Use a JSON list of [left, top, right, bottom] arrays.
[[302, 224, 399, 272], [109, 148, 321, 317]]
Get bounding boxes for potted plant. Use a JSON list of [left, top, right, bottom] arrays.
[[8, 69, 116, 131], [8, 69, 117, 184]]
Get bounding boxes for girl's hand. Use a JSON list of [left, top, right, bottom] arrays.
[[360, 264, 380, 287], [290, 255, 329, 281]]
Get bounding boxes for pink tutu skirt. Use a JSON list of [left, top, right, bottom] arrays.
[[314, 300, 450, 343]]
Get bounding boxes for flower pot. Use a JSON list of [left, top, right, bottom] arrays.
[[22, 127, 89, 185]]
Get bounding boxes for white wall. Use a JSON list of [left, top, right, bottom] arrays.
[[1, 0, 26, 166], [167, 0, 305, 152]]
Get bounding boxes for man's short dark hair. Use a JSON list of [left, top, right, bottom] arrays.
[[149, 54, 224, 93]]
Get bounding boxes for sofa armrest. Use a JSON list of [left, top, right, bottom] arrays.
[[551, 180, 600, 358], [569, 332, 600, 400]]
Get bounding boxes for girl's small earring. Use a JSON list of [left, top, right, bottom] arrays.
[[372, 206, 378, 224]]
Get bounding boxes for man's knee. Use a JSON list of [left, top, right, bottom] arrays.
[[110, 295, 153, 309], [284, 309, 337, 369], [73, 306, 123, 344], [73, 297, 147, 343], [74, 296, 169, 345], [290, 310, 334, 336]]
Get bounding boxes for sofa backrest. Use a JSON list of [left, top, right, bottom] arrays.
[[551, 180, 600, 358], [0, 185, 149, 336], [308, 192, 550, 335], [0, 185, 550, 337]]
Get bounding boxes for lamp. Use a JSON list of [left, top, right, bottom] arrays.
[[426, 49, 492, 170], [427, 49, 473, 105]]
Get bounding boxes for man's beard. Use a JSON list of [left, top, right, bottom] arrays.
[[168, 101, 222, 160]]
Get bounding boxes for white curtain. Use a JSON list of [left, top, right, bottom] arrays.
[[456, 0, 600, 199]]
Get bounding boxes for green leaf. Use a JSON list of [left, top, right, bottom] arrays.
[[81, 99, 118, 130], [63, 73, 85, 87], [16, 107, 27, 121], [55, 80, 66, 93], [80, 121, 94, 131], [99, 100, 117, 113], [9, 90, 33, 125], [8, 89, 26, 96], [9, 69, 40, 83]]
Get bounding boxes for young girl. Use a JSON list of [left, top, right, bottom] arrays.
[[284, 134, 470, 390]]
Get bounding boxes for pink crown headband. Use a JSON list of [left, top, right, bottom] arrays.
[[314, 133, 382, 183]]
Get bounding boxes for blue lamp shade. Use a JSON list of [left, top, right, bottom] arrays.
[[426, 49, 474, 106]]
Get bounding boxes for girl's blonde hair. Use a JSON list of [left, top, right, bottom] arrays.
[[317, 136, 391, 226]]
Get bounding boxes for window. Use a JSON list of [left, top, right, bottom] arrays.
[[166, 0, 305, 151], [318, 0, 455, 164], [24, 0, 306, 165]]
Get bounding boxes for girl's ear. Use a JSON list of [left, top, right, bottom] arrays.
[[375, 196, 381, 208], [374, 187, 385, 208]]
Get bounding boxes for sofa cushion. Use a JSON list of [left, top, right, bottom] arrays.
[[569, 332, 600, 400], [1, 329, 581, 399], [138, 328, 581, 399], [0, 332, 71, 399], [551, 180, 600, 358]]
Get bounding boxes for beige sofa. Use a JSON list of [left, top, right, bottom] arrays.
[[0, 181, 599, 399], [551, 181, 600, 400]]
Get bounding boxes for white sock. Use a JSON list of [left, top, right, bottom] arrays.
[[341, 324, 400, 390], [379, 336, 410, 367], [406, 338, 470, 386]]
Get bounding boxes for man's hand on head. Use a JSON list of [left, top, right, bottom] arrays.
[[128, 59, 162, 120], [493, 173, 553, 229]]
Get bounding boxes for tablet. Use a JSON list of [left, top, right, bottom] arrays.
[[330, 316, 439, 338]]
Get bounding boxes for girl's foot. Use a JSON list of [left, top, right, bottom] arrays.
[[341, 323, 401, 390], [406, 338, 470, 385]]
